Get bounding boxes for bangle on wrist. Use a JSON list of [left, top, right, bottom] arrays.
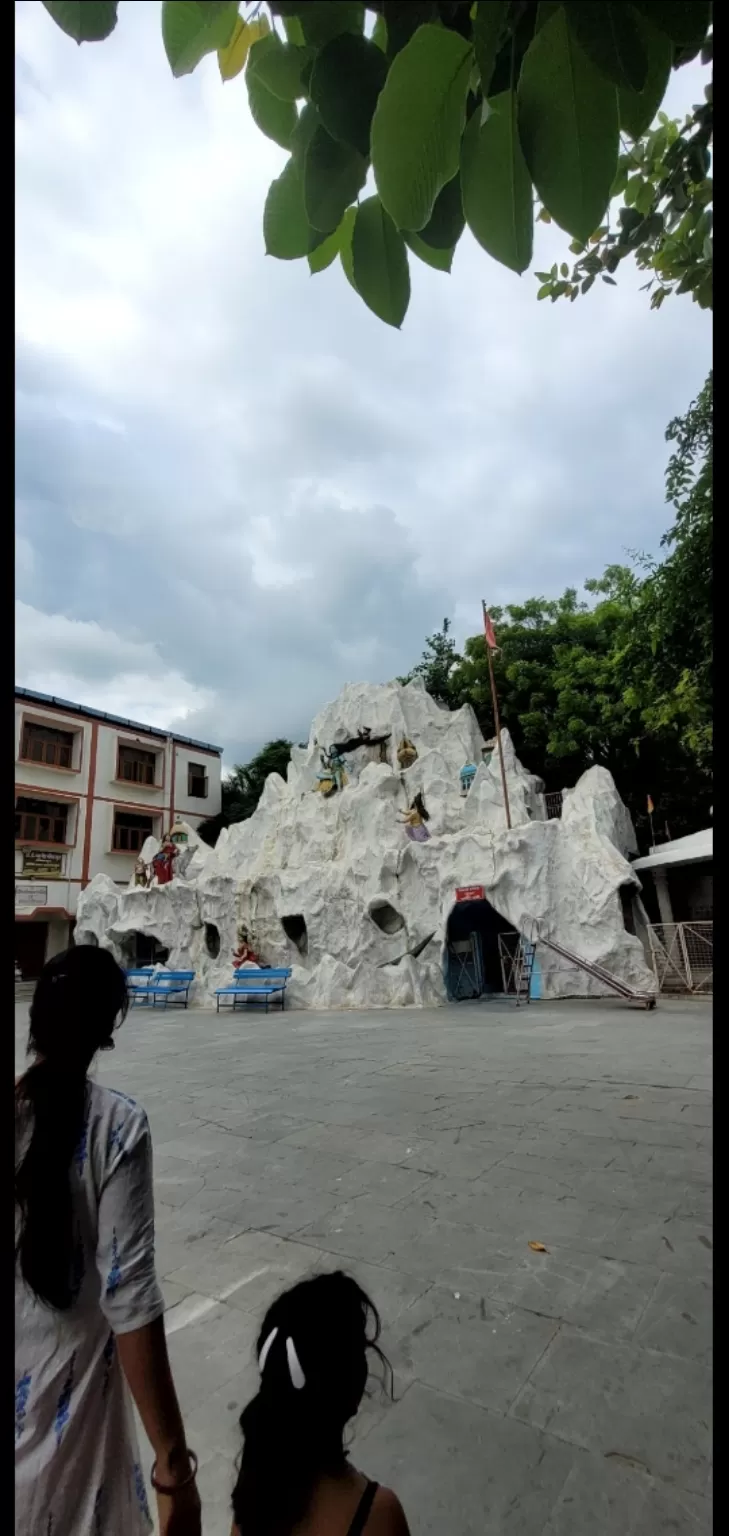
[[150, 1449, 198, 1494]]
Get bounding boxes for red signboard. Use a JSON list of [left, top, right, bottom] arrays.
[[455, 885, 484, 903]]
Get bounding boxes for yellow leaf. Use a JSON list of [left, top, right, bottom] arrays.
[[537, 207, 552, 224], [528, 1240, 548, 1253], [218, 14, 270, 83]]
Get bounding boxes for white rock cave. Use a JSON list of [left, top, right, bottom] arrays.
[[75, 678, 656, 1009]]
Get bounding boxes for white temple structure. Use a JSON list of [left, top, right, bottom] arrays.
[[75, 679, 656, 1009]]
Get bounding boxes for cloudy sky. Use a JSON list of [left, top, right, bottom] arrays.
[[16, 3, 712, 767]]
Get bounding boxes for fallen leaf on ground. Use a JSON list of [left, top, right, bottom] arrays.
[[528, 1241, 549, 1253]]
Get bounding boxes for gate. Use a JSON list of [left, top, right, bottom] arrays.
[[647, 922, 713, 995]]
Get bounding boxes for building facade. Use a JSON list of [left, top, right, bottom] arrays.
[[15, 687, 223, 977]]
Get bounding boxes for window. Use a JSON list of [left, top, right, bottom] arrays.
[[112, 810, 156, 852], [15, 796, 69, 845], [21, 722, 75, 770], [188, 762, 208, 798], [118, 743, 157, 786]]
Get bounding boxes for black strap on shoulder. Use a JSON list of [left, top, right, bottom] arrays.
[[346, 1480, 379, 1536]]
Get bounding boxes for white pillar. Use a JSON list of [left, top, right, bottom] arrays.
[[653, 870, 674, 927]]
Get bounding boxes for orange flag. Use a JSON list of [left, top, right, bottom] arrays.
[[647, 795, 655, 815], [483, 608, 499, 651]]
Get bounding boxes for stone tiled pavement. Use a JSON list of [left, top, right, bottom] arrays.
[[15, 996, 712, 1535]]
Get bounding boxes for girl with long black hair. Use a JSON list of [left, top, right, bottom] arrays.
[[15, 945, 201, 1536], [231, 1270, 410, 1536]]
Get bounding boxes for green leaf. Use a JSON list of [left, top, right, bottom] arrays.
[[283, 14, 306, 47], [404, 231, 454, 272], [310, 34, 387, 156], [247, 32, 309, 101], [618, 14, 673, 140], [263, 158, 311, 260], [630, 2, 711, 50], [299, 2, 364, 46], [340, 205, 357, 289], [161, 1, 238, 78], [42, 0, 118, 42], [247, 42, 298, 149], [308, 217, 348, 274], [461, 91, 533, 274], [417, 173, 464, 250], [291, 103, 321, 163], [351, 196, 410, 326], [372, 13, 388, 53], [473, 0, 508, 98], [518, 7, 619, 243], [565, 4, 648, 92], [304, 125, 367, 233], [371, 23, 473, 232], [537, 282, 552, 299]]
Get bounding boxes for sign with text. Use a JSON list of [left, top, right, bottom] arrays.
[[16, 883, 48, 911], [23, 849, 63, 878], [455, 885, 485, 903]]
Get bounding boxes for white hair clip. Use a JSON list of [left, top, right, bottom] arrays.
[[258, 1327, 278, 1373], [286, 1336, 306, 1390], [258, 1327, 306, 1390]]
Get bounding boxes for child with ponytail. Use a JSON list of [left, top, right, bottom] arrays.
[[231, 1270, 410, 1536]]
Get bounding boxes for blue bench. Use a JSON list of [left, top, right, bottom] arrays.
[[126, 968, 195, 1009], [215, 967, 292, 1013]]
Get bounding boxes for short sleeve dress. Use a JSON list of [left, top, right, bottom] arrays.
[[15, 1080, 165, 1536]]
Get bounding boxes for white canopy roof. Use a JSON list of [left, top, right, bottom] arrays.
[[632, 828, 712, 872]]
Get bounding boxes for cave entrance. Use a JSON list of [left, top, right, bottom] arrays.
[[369, 900, 405, 936], [205, 922, 221, 958], [281, 914, 308, 955], [121, 932, 170, 968], [445, 895, 536, 1001]]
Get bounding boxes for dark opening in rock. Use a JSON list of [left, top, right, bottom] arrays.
[[369, 901, 405, 936], [205, 923, 221, 959], [122, 932, 170, 967], [282, 914, 308, 955], [619, 885, 637, 936]]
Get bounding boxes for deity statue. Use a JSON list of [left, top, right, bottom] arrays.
[[151, 835, 178, 886], [313, 748, 348, 797], [233, 928, 261, 969], [397, 737, 418, 771], [134, 856, 150, 889], [398, 792, 431, 843], [460, 762, 477, 796], [169, 820, 188, 845]]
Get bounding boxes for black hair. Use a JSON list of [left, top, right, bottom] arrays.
[[15, 945, 129, 1310], [232, 1271, 393, 1536], [412, 791, 430, 821]]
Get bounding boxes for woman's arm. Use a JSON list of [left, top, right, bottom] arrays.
[[117, 1319, 201, 1535], [116, 1316, 189, 1479]]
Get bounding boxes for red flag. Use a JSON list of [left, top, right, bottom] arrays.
[[483, 608, 498, 651]]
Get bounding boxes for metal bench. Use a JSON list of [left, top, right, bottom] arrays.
[[126, 968, 195, 1009], [215, 967, 292, 1013]]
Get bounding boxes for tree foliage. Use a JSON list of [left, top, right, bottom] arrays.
[[402, 375, 713, 845], [40, 1, 712, 326], [198, 737, 292, 843]]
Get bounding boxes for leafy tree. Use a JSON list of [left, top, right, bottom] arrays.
[[198, 737, 292, 843], [399, 617, 461, 704], [536, 54, 713, 310], [41, 1, 712, 327]]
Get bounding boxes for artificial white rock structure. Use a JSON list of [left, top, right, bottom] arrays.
[[75, 679, 656, 1008]]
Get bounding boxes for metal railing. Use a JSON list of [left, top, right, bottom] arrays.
[[544, 791, 563, 820], [646, 921, 713, 996]]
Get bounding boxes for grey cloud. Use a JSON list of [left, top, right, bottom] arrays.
[[15, 1, 712, 765]]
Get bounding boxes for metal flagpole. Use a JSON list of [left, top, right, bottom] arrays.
[[482, 602, 511, 831]]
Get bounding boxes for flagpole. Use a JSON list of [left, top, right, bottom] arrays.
[[482, 601, 511, 831]]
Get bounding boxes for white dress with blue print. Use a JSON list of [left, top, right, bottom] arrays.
[[15, 1081, 165, 1535]]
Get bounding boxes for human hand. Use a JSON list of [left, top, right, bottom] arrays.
[[156, 1480, 202, 1536]]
